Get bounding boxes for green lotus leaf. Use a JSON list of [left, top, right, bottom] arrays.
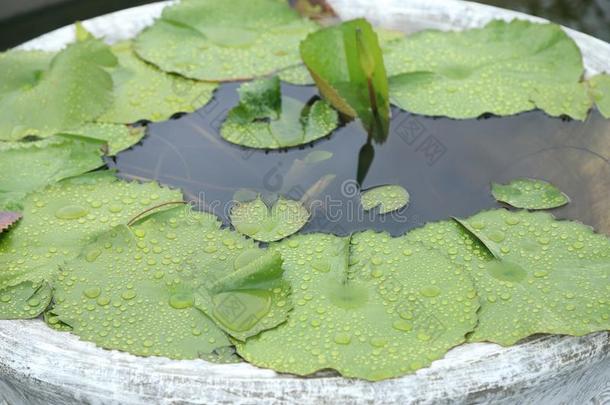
[[491, 178, 569, 210], [278, 64, 314, 85], [236, 231, 479, 381], [588, 73, 610, 118], [221, 77, 338, 149], [134, 0, 318, 81], [0, 134, 106, 209], [0, 37, 116, 140], [0, 171, 182, 319], [97, 41, 217, 124], [300, 18, 390, 140], [361, 184, 409, 214], [62, 122, 146, 155], [386, 20, 592, 120], [50, 206, 291, 359], [230, 196, 309, 242], [408, 209, 610, 346], [0, 212, 21, 234]]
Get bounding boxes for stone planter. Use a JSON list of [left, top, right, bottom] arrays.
[[1, 0, 609, 403]]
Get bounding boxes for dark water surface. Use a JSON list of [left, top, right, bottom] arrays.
[[109, 83, 610, 237]]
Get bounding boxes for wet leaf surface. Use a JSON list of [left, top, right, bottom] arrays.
[[0, 37, 116, 140], [0, 171, 181, 319], [361, 184, 409, 214], [491, 178, 570, 210], [408, 209, 610, 346], [134, 0, 317, 81], [98, 41, 217, 124], [51, 207, 291, 359], [221, 77, 338, 148], [230, 196, 309, 242], [0, 135, 106, 209], [237, 231, 478, 380], [386, 20, 592, 120], [301, 18, 391, 140]]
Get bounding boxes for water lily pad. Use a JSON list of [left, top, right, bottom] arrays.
[[221, 77, 338, 149], [0, 134, 106, 209], [134, 0, 318, 81], [588, 73, 610, 118], [97, 41, 217, 124], [491, 178, 569, 210], [62, 123, 146, 155], [236, 231, 478, 381], [278, 64, 314, 85], [361, 184, 409, 214], [0, 37, 116, 140], [230, 196, 309, 242], [386, 20, 592, 120], [408, 210, 610, 346], [0, 212, 21, 234], [0, 171, 181, 319], [51, 206, 291, 359], [300, 18, 390, 140]]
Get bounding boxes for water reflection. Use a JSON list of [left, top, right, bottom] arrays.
[[110, 83, 610, 237]]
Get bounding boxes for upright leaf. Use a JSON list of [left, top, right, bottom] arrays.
[[300, 18, 390, 141], [588, 73, 610, 118]]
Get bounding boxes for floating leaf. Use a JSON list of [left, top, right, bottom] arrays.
[[0, 134, 106, 209], [51, 207, 291, 359], [491, 178, 569, 210], [230, 196, 309, 242], [386, 20, 592, 120], [221, 77, 338, 149], [0, 171, 181, 319], [278, 64, 314, 85], [237, 231, 478, 381], [0, 212, 21, 234], [0, 37, 116, 140], [361, 184, 409, 214], [97, 41, 217, 124], [588, 73, 610, 118], [300, 18, 390, 140], [408, 210, 610, 346], [62, 123, 145, 155], [134, 0, 317, 81]]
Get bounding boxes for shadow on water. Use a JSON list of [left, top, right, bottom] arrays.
[[109, 83, 610, 237]]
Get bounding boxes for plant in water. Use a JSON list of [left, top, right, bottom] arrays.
[[491, 178, 569, 210], [386, 20, 592, 120], [588, 73, 610, 118], [221, 76, 338, 149], [237, 232, 479, 381], [0, 171, 181, 319], [361, 184, 410, 214], [134, 0, 318, 81], [50, 206, 292, 360], [300, 18, 391, 142], [230, 195, 310, 242]]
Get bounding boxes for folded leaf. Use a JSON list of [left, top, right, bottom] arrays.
[[588, 73, 610, 118], [300, 18, 390, 141], [491, 178, 569, 210]]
